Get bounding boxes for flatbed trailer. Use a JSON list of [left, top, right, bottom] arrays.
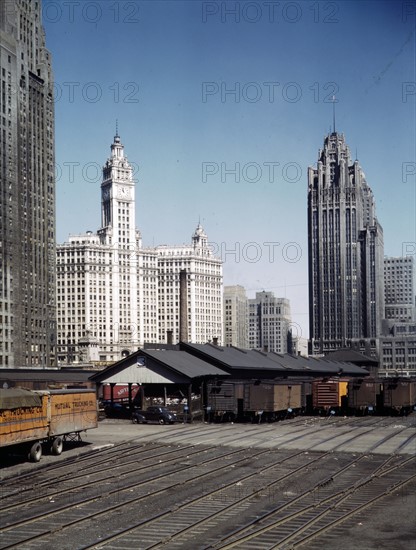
[[0, 388, 98, 462]]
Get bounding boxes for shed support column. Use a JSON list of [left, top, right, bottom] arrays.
[[110, 383, 116, 404], [139, 385, 145, 410], [128, 383, 133, 410], [163, 386, 167, 407], [188, 383, 193, 424]]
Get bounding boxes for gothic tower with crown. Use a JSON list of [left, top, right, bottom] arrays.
[[307, 131, 384, 358]]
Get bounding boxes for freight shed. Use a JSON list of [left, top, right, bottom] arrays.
[[89, 348, 229, 421], [179, 343, 370, 418], [0, 369, 96, 391]]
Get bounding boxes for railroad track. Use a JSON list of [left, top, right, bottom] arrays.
[[1, 417, 415, 549], [204, 455, 416, 550], [1, 440, 413, 550]]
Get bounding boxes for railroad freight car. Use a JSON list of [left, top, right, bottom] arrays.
[[101, 384, 140, 402], [347, 379, 382, 415], [0, 388, 98, 462], [206, 381, 244, 422], [312, 379, 348, 414], [382, 379, 416, 415], [244, 382, 302, 422], [205, 380, 302, 422]]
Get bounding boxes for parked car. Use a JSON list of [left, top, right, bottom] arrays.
[[131, 406, 177, 425]]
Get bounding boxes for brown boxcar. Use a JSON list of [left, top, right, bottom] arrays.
[[383, 380, 416, 414], [347, 379, 382, 414], [206, 381, 302, 422], [246, 382, 301, 413], [0, 388, 98, 462]]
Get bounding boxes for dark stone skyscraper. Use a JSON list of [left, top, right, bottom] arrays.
[[308, 131, 384, 357], [0, 1, 55, 367]]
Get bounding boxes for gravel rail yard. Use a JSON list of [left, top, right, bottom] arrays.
[[1, 415, 415, 550]]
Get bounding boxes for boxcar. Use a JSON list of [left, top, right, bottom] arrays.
[[244, 382, 302, 421], [206, 380, 302, 422], [347, 379, 382, 415], [382, 380, 416, 415], [312, 379, 348, 414]]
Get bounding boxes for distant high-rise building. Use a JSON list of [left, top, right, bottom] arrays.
[[379, 256, 416, 377], [223, 285, 248, 348], [248, 291, 291, 353], [156, 225, 223, 346], [308, 131, 384, 357], [0, 0, 56, 368], [384, 256, 415, 323], [57, 134, 157, 363], [57, 135, 222, 363]]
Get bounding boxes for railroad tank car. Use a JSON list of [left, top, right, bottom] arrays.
[[0, 388, 98, 462], [382, 379, 416, 415], [205, 380, 302, 422], [312, 379, 348, 414], [347, 379, 382, 415]]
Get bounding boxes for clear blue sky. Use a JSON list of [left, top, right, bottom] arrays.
[[43, 0, 415, 341]]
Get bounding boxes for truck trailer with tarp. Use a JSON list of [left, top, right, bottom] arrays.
[[0, 388, 98, 462]]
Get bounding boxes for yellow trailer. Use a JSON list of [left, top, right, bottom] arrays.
[[0, 388, 98, 462]]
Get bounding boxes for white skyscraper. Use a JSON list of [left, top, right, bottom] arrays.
[[57, 134, 222, 363], [156, 225, 223, 345]]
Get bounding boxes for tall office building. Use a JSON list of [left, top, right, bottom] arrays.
[[57, 134, 158, 363], [308, 131, 384, 357], [156, 225, 223, 346], [384, 256, 415, 323], [0, 1, 56, 368], [223, 285, 248, 348], [379, 256, 416, 377], [248, 291, 291, 353], [57, 135, 223, 363]]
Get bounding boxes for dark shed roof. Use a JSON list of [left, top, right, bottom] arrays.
[[144, 350, 229, 378], [90, 348, 228, 384], [181, 343, 369, 377], [325, 349, 379, 365], [0, 369, 96, 389]]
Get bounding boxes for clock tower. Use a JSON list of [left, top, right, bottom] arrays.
[[100, 132, 135, 247], [96, 132, 140, 354]]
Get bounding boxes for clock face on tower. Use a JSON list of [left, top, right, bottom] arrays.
[[117, 186, 130, 199], [102, 188, 110, 201]]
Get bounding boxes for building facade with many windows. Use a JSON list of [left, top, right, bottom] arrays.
[[248, 291, 291, 353], [57, 135, 222, 363], [156, 226, 223, 346], [384, 256, 415, 323], [379, 256, 416, 376], [0, 0, 56, 368], [308, 131, 384, 358], [223, 285, 248, 348]]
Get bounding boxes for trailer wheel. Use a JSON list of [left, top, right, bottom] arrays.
[[28, 442, 42, 462], [51, 437, 63, 456]]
